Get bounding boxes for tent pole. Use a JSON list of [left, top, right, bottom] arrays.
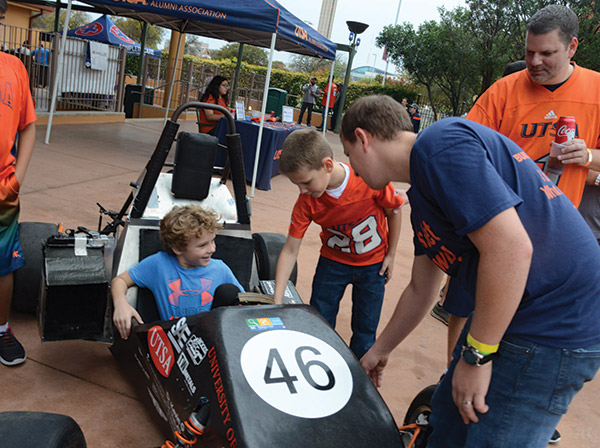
[[231, 43, 244, 109], [250, 33, 276, 197], [322, 58, 335, 136], [163, 31, 183, 124], [45, 0, 72, 144], [136, 21, 148, 85], [53, 0, 61, 32]]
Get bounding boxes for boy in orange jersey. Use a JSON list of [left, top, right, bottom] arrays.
[[0, 0, 37, 367], [273, 129, 404, 358]]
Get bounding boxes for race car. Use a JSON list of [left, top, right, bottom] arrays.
[[11, 103, 421, 447]]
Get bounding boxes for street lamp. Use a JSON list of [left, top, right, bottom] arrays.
[[333, 20, 369, 133]]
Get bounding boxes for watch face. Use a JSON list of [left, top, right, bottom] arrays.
[[462, 347, 479, 365]]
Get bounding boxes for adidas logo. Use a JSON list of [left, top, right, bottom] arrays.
[[545, 110, 557, 119]]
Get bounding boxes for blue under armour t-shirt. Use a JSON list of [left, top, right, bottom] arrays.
[[129, 251, 243, 320], [408, 117, 600, 348]]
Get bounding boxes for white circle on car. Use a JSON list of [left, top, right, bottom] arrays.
[[240, 329, 353, 419]]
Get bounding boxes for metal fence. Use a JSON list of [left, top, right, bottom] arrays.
[[130, 55, 278, 117], [1, 24, 126, 113]]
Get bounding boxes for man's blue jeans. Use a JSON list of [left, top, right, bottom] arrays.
[[428, 322, 600, 447], [309, 256, 385, 359]]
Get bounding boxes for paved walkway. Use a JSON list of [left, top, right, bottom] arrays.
[[3, 119, 597, 447]]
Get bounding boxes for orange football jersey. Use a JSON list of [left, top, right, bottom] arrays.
[[289, 163, 403, 266], [467, 63, 600, 207]]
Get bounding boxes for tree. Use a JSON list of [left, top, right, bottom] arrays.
[[461, 0, 523, 95], [288, 54, 329, 74], [288, 53, 347, 78], [184, 35, 207, 57], [213, 43, 268, 66], [32, 10, 90, 31], [111, 17, 164, 49], [377, 8, 479, 116], [568, 0, 600, 71]]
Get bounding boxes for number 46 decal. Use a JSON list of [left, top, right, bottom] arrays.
[[264, 346, 335, 393], [241, 330, 353, 418]]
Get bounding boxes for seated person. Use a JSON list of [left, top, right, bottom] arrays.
[[197, 75, 229, 135], [111, 205, 243, 339]]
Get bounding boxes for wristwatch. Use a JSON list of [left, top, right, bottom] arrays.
[[461, 344, 496, 366]]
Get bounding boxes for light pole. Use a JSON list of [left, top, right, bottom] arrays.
[[333, 21, 369, 133], [383, 0, 402, 85]]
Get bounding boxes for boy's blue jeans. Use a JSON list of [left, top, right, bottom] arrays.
[[309, 256, 385, 359], [428, 320, 600, 447]]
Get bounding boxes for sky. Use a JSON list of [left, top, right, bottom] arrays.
[[274, 0, 466, 71], [85, 0, 466, 73]]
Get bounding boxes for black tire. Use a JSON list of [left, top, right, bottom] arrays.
[[402, 384, 437, 448], [252, 232, 298, 285], [12, 222, 58, 314], [0, 411, 87, 448], [404, 384, 436, 425]]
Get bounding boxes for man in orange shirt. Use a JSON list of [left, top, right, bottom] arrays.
[[0, 0, 37, 366], [316, 80, 337, 131], [467, 5, 600, 208], [462, 6, 600, 442]]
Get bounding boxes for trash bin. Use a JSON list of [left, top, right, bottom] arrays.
[[266, 88, 287, 118], [124, 84, 155, 118]]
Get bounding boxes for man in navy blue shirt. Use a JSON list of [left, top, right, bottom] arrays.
[[340, 95, 600, 448], [408, 103, 420, 133]]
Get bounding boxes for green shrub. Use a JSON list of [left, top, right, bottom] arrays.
[[153, 53, 418, 111]]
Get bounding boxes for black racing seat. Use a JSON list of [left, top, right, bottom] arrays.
[[171, 131, 218, 201]]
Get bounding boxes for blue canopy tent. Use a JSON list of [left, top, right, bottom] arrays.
[[71, 0, 336, 59], [47, 0, 337, 193], [67, 14, 161, 59]]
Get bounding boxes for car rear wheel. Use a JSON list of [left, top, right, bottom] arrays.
[[402, 383, 437, 448], [0, 411, 87, 448], [12, 222, 58, 313], [252, 232, 297, 285]]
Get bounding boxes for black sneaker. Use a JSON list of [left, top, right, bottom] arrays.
[[0, 327, 26, 366], [549, 429, 561, 444], [430, 301, 449, 326]]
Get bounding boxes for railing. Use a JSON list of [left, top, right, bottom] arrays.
[[1, 24, 126, 113], [137, 55, 273, 114]]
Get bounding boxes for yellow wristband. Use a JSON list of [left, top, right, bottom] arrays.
[[466, 332, 499, 355], [583, 148, 593, 167]]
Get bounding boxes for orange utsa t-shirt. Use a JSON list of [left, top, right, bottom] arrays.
[[288, 163, 404, 266], [0, 52, 36, 179], [198, 95, 227, 134], [467, 63, 600, 207], [321, 83, 337, 108]]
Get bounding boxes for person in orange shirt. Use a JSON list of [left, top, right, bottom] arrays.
[[273, 129, 404, 359], [462, 7, 600, 443], [0, 0, 37, 367], [198, 76, 229, 135], [316, 80, 337, 131], [466, 5, 600, 208]]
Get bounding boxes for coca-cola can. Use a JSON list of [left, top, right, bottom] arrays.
[[555, 116, 576, 144]]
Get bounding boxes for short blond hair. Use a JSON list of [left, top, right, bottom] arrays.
[[279, 129, 333, 174], [160, 205, 222, 254]]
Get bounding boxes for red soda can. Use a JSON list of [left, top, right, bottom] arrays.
[[555, 116, 576, 144]]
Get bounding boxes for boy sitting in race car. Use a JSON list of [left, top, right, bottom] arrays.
[[272, 129, 405, 359], [111, 205, 243, 339]]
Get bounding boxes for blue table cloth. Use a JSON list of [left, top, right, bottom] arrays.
[[215, 119, 304, 190]]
